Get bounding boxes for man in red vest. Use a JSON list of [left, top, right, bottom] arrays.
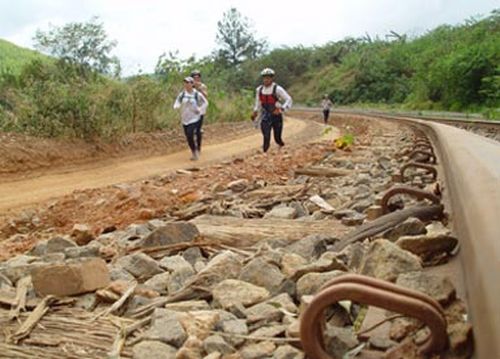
[[251, 68, 293, 153]]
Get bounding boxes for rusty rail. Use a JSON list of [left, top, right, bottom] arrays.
[[380, 185, 440, 214]]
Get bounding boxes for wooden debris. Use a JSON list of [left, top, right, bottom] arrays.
[[333, 205, 444, 251], [8, 295, 57, 344], [108, 316, 151, 359], [295, 166, 351, 178], [93, 283, 137, 321], [9, 277, 31, 320]]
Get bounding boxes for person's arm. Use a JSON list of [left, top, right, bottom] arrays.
[[173, 92, 182, 109], [276, 86, 293, 111], [197, 91, 208, 114], [252, 87, 261, 120]]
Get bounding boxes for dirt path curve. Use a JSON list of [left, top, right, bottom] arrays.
[[0, 116, 330, 214]]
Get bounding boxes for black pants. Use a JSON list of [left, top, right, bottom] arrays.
[[196, 115, 204, 151], [183, 120, 202, 153], [260, 113, 284, 152], [323, 109, 330, 123]]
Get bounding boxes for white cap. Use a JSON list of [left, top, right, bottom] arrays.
[[184, 76, 194, 83]]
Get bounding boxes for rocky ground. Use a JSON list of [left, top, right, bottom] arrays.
[[0, 114, 473, 358]]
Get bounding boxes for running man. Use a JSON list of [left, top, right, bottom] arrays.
[[191, 70, 208, 152], [251, 68, 293, 153], [321, 94, 333, 124], [173, 76, 208, 161]]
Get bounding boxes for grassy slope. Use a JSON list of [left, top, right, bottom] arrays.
[[0, 39, 50, 75]]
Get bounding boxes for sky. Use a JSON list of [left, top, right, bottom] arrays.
[[0, 0, 498, 75]]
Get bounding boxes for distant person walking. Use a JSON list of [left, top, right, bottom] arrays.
[[251, 68, 293, 153], [173, 76, 208, 161], [321, 94, 333, 124], [191, 70, 208, 152]]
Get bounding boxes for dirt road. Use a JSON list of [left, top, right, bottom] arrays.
[[0, 116, 329, 215]]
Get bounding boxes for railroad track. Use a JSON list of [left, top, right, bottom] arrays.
[[289, 109, 500, 359]]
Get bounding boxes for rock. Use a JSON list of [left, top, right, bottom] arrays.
[[109, 266, 136, 282], [448, 322, 473, 355], [183, 247, 204, 266], [291, 254, 347, 281], [245, 302, 283, 325], [203, 335, 235, 354], [369, 336, 397, 350], [333, 209, 358, 220], [239, 257, 285, 294], [281, 253, 308, 278], [289, 201, 308, 217], [396, 271, 456, 305], [177, 310, 220, 341], [115, 253, 163, 280], [64, 241, 101, 259], [274, 344, 305, 359], [192, 251, 243, 289], [212, 279, 269, 309], [143, 272, 171, 294], [250, 324, 287, 338], [264, 206, 298, 219], [0, 262, 47, 283], [29, 241, 48, 256], [366, 205, 383, 220], [341, 213, 366, 226], [74, 293, 98, 311], [159, 255, 194, 272], [141, 222, 200, 248], [285, 318, 300, 339], [144, 309, 187, 347], [159, 256, 195, 293], [71, 224, 95, 246], [31, 258, 110, 296], [324, 326, 359, 358], [227, 179, 249, 192], [203, 353, 222, 359], [285, 234, 328, 260], [41, 252, 65, 263], [384, 339, 423, 359], [266, 293, 298, 314], [378, 156, 392, 171], [396, 232, 458, 260], [383, 217, 427, 241], [351, 199, 372, 213], [221, 319, 248, 347], [240, 341, 276, 359], [0, 273, 13, 289], [296, 270, 344, 297], [360, 239, 422, 282], [132, 340, 177, 359], [46, 236, 77, 253]]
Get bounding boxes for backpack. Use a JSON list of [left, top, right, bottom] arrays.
[[258, 83, 278, 102], [178, 90, 199, 104]]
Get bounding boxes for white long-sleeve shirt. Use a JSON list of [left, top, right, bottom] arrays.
[[173, 90, 208, 125], [253, 83, 293, 113]]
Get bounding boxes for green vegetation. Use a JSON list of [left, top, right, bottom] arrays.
[[0, 9, 498, 140], [0, 39, 51, 75]]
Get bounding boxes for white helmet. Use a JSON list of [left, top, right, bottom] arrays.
[[260, 68, 275, 76]]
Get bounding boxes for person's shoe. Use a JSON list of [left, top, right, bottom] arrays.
[[190, 151, 199, 161]]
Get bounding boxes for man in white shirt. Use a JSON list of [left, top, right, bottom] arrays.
[[173, 77, 208, 160], [251, 68, 293, 153]]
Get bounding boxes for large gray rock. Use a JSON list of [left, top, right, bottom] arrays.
[[203, 334, 235, 354], [383, 217, 427, 241], [360, 239, 422, 282], [396, 232, 458, 260], [212, 279, 270, 309], [64, 241, 101, 259], [158, 255, 196, 293], [46, 236, 77, 253], [245, 302, 284, 325], [296, 270, 345, 298], [132, 340, 177, 359], [115, 253, 163, 280], [221, 318, 248, 347], [239, 257, 285, 294], [324, 326, 359, 358], [285, 234, 328, 260], [264, 206, 298, 220], [143, 272, 171, 294], [396, 271, 456, 305], [192, 251, 243, 288], [141, 222, 199, 248], [144, 309, 187, 347], [274, 344, 305, 359], [109, 266, 136, 282]]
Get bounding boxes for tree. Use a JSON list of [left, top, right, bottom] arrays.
[[33, 16, 120, 76], [215, 8, 267, 67]]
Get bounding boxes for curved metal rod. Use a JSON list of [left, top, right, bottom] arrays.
[[409, 150, 437, 164], [300, 283, 448, 359], [401, 162, 437, 182], [318, 273, 444, 316], [380, 185, 440, 214]]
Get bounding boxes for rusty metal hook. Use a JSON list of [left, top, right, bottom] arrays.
[[400, 162, 437, 182], [300, 275, 448, 359], [380, 185, 441, 214]]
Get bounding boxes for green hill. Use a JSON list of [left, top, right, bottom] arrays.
[[0, 39, 51, 75]]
